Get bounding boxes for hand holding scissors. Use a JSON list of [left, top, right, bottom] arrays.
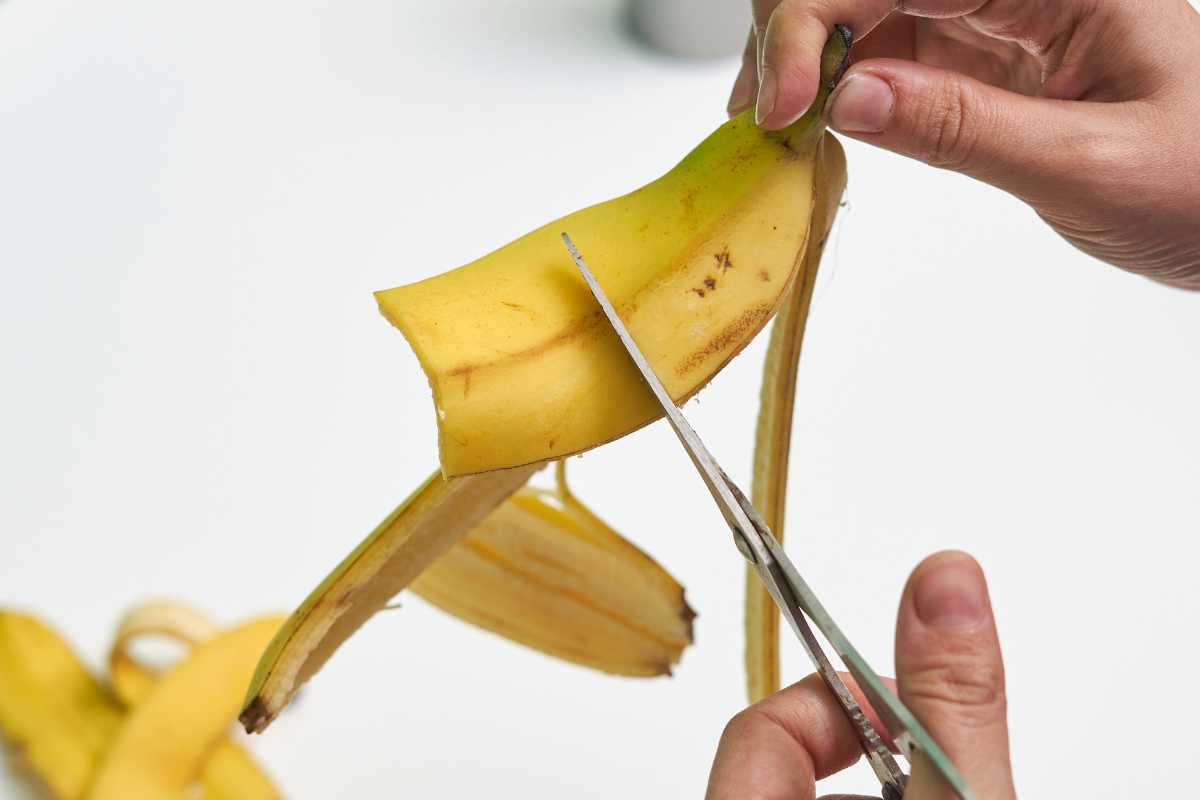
[[706, 551, 1015, 800]]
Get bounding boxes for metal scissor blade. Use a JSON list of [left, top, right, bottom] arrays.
[[564, 232, 908, 798], [765, 537, 976, 800], [563, 232, 974, 800], [561, 232, 763, 562]]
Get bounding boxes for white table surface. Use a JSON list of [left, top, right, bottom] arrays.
[[2, 1, 1198, 797]]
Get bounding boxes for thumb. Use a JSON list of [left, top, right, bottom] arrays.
[[826, 58, 1110, 201], [895, 551, 1016, 799]]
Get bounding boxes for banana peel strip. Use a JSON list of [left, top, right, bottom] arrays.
[[241, 465, 541, 733], [0, 608, 280, 800], [0, 611, 124, 799], [745, 135, 848, 703], [107, 601, 280, 800], [89, 615, 285, 800], [412, 461, 695, 677]]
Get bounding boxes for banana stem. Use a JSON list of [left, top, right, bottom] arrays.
[[781, 25, 853, 152]]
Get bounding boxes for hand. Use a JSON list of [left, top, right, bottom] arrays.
[[706, 551, 1015, 799], [727, 0, 1200, 290]]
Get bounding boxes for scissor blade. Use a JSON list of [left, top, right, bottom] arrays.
[[564, 231, 973, 800], [565, 232, 914, 797], [759, 531, 976, 800], [562, 232, 762, 554]]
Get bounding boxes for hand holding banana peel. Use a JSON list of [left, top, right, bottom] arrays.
[[731, 0, 1200, 289]]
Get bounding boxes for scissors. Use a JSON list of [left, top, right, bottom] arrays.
[[562, 232, 975, 800]]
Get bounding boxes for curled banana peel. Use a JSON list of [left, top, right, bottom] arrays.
[[89, 615, 284, 800], [105, 603, 282, 800], [412, 461, 695, 677], [243, 31, 851, 736], [0, 604, 282, 799]]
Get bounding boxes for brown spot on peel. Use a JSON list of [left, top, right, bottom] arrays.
[[675, 304, 771, 376], [703, 277, 717, 291], [759, 270, 771, 282]]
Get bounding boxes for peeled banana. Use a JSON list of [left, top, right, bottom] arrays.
[[241, 29, 851, 736]]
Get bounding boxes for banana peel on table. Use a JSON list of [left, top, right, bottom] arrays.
[[242, 27, 852, 736], [0, 603, 282, 799]]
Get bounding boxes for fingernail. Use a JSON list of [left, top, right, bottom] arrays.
[[727, 68, 757, 117], [755, 66, 777, 126], [829, 72, 894, 133], [913, 554, 987, 629]]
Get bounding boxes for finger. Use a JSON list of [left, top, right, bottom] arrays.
[[706, 672, 891, 800], [728, 28, 760, 117], [755, 0, 898, 128], [825, 57, 1124, 202], [894, 551, 1016, 799], [754, 0, 1094, 128], [849, 11, 917, 64]]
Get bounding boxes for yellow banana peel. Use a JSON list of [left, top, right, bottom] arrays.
[[241, 30, 852, 737], [107, 602, 281, 800], [0, 606, 281, 800], [0, 611, 123, 799], [413, 462, 695, 677], [88, 615, 284, 800], [746, 134, 847, 703], [241, 465, 540, 733], [379, 108, 830, 478]]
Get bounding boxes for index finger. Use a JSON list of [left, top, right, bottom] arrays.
[[755, 0, 897, 128], [758, 0, 1023, 128], [706, 672, 897, 800]]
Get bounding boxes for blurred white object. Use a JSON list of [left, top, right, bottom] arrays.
[[629, 0, 749, 58]]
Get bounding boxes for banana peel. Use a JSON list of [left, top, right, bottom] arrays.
[[379, 99, 834, 478], [0, 611, 124, 799], [107, 603, 281, 800], [88, 615, 284, 800], [412, 462, 695, 677], [242, 29, 851, 738], [746, 132, 847, 703], [241, 465, 540, 733], [0, 607, 280, 800]]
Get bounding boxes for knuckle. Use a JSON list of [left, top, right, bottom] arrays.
[[720, 706, 773, 744], [917, 77, 981, 172], [904, 655, 1007, 727], [774, 0, 834, 36]]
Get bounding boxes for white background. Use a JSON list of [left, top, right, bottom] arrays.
[[2, 1, 1199, 797]]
